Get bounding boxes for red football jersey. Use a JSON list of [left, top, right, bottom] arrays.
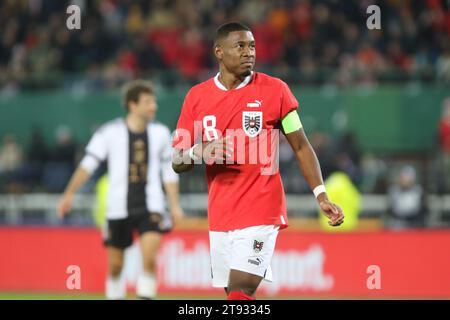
[[173, 72, 299, 231]]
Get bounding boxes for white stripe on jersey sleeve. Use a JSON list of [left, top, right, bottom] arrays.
[[79, 153, 101, 174], [79, 125, 109, 174], [85, 127, 108, 163]]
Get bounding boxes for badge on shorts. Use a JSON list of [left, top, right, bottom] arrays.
[[243, 111, 262, 137], [253, 240, 264, 253]]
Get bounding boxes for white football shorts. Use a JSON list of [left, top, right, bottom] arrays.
[[209, 224, 280, 288]]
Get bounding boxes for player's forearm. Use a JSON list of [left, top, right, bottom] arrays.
[[63, 166, 91, 196], [286, 130, 329, 202], [163, 182, 181, 209], [294, 145, 329, 202]]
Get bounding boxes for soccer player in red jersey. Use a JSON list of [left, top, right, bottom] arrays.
[[172, 22, 344, 300]]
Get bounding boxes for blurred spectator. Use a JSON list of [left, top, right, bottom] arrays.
[[19, 127, 49, 190], [385, 165, 427, 229], [133, 33, 164, 75], [42, 126, 77, 192], [438, 97, 450, 192], [436, 43, 450, 83], [360, 153, 387, 193], [0, 134, 24, 192], [0, 134, 24, 174], [27, 28, 60, 78], [337, 132, 361, 165], [117, 46, 139, 78], [177, 28, 208, 81], [27, 128, 48, 164], [51, 126, 77, 166], [334, 131, 362, 184], [332, 152, 361, 186], [386, 41, 414, 71]]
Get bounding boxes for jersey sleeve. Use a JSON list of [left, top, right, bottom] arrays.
[[172, 89, 201, 151], [161, 126, 179, 183], [80, 127, 108, 174], [279, 80, 299, 120]]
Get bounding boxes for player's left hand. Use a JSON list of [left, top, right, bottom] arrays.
[[170, 205, 184, 227], [319, 200, 344, 227]]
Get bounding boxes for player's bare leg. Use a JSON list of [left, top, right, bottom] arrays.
[[138, 232, 161, 299], [226, 269, 263, 300], [106, 246, 125, 299]]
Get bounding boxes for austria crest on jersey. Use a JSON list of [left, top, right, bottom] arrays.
[[242, 111, 263, 137]]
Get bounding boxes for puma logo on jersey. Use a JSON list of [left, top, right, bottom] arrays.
[[246, 100, 263, 108]]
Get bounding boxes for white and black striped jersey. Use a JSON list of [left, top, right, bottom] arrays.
[[80, 118, 178, 220]]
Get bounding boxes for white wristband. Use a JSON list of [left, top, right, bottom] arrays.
[[188, 144, 201, 161], [313, 185, 326, 198]]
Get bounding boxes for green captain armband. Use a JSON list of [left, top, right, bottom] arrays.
[[281, 110, 302, 134]]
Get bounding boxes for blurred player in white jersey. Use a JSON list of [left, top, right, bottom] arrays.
[[58, 80, 183, 299]]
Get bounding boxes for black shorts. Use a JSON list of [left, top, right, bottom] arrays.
[[103, 212, 171, 249]]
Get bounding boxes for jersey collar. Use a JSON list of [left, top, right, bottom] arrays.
[[213, 71, 253, 91]]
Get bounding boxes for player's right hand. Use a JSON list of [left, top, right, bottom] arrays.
[[57, 193, 73, 219], [319, 200, 344, 227], [198, 136, 234, 164]]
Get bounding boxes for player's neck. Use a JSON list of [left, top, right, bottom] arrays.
[[218, 69, 248, 90], [126, 114, 147, 133]]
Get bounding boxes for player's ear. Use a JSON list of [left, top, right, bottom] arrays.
[[214, 44, 223, 60]]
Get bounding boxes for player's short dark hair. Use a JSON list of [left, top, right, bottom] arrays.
[[121, 80, 154, 112], [215, 22, 251, 46]]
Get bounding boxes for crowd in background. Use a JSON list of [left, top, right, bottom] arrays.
[[0, 127, 79, 193], [0, 0, 449, 92]]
